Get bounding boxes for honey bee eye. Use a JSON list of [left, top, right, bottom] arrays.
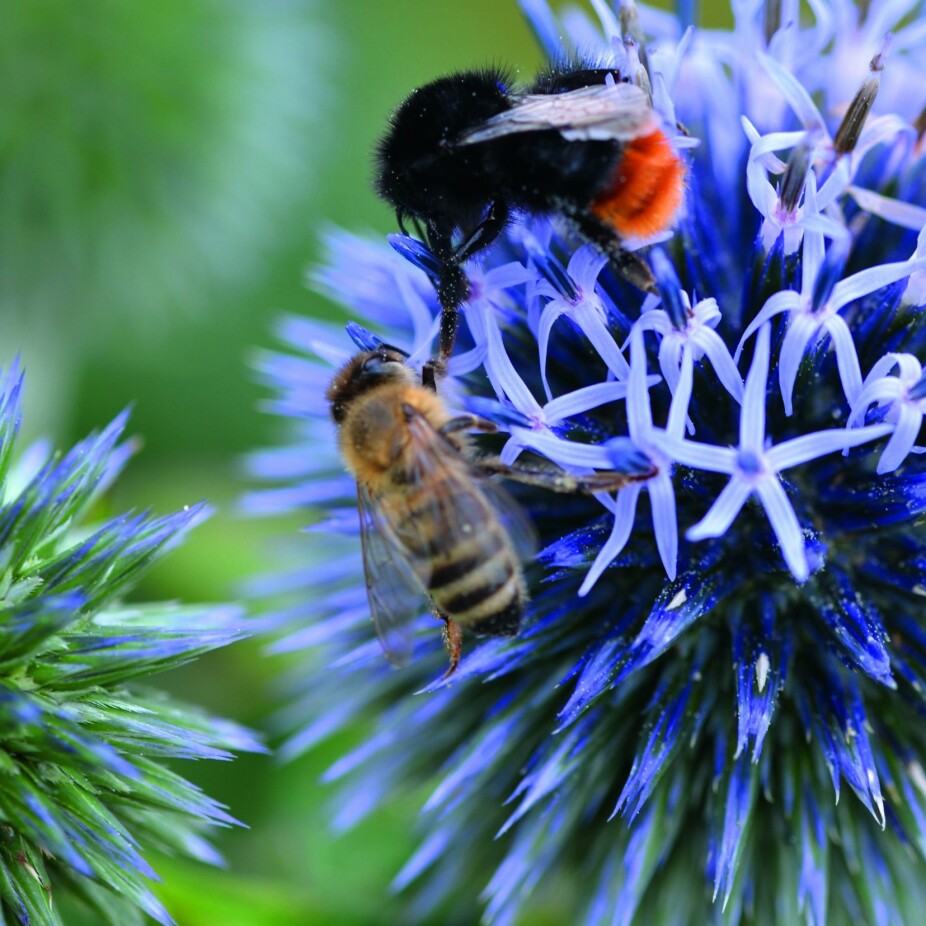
[[361, 353, 398, 376]]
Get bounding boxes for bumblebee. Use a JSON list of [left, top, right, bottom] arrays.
[[375, 64, 685, 372], [328, 334, 656, 675]]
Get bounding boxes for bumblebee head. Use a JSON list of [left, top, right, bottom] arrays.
[[327, 347, 416, 424], [374, 69, 511, 230]]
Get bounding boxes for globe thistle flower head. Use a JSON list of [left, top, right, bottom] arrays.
[[0, 361, 260, 925], [251, 1, 926, 923]]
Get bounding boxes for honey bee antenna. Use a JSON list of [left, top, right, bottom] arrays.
[[380, 342, 410, 358]]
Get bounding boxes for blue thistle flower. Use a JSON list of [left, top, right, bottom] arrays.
[[0, 361, 260, 924], [250, 1, 926, 923]]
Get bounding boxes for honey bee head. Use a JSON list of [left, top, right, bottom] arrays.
[[327, 347, 417, 425]]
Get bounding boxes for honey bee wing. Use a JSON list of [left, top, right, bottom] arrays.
[[402, 411, 535, 562], [474, 478, 538, 562], [399, 415, 490, 544], [457, 82, 654, 145], [357, 485, 426, 668]]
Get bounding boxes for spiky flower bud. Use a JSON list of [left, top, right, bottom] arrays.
[[0, 361, 258, 925]]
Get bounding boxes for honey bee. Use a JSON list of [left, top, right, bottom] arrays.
[[328, 336, 656, 675]]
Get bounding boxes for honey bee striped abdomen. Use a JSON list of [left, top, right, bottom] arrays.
[[328, 336, 657, 675]]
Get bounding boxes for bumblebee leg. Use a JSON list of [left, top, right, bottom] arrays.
[[424, 204, 511, 371], [438, 612, 463, 679], [453, 200, 510, 263], [612, 248, 659, 295], [426, 266, 464, 366], [412, 216, 428, 243], [423, 224, 470, 366], [474, 457, 656, 494], [419, 289, 459, 388], [423, 202, 512, 375], [435, 279, 463, 360], [439, 414, 498, 436], [567, 210, 658, 294]]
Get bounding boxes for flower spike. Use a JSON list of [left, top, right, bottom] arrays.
[[0, 367, 257, 925]]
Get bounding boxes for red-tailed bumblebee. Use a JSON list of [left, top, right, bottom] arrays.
[[375, 64, 686, 374]]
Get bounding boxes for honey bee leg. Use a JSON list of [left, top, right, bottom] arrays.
[[439, 414, 498, 436], [422, 359, 443, 392], [474, 458, 656, 493], [438, 612, 463, 678]]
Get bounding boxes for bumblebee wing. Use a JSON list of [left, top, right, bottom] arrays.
[[357, 485, 426, 667], [457, 82, 653, 145]]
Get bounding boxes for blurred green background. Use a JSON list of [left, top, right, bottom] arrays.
[[1, 1, 548, 923]]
